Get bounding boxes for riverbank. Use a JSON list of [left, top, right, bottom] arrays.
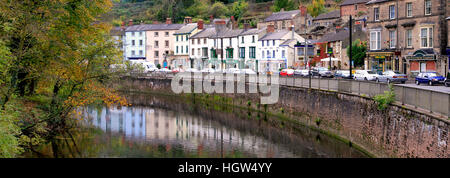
[[115, 77, 450, 158]]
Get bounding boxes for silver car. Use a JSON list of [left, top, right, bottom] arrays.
[[376, 71, 408, 84]]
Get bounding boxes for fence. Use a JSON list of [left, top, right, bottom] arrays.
[[131, 73, 450, 119]]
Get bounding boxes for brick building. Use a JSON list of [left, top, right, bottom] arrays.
[[258, 5, 312, 34], [340, 0, 370, 20], [365, 0, 448, 76]]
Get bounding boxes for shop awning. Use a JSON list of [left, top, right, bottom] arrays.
[[406, 49, 437, 61]]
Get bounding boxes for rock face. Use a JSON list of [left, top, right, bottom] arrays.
[[117, 77, 449, 158]]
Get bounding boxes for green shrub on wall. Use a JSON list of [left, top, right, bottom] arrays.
[[373, 84, 396, 111]]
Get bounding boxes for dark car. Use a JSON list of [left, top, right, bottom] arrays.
[[415, 72, 446, 86], [445, 78, 450, 87]]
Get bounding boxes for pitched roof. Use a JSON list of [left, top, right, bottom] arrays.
[[366, 0, 391, 5], [259, 30, 290, 41], [313, 10, 340, 21], [174, 23, 197, 35], [215, 29, 244, 38], [190, 27, 216, 39], [240, 28, 264, 36], [125, 24, 184, 32], [280, 39, 296, 46], [265, 10, 300, 22], [316, 29, 350, 43], [110, 26, 124, 36], [341, 0, 370, 6]]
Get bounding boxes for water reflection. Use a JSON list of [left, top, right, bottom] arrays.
[[79, 101, 367, 158]]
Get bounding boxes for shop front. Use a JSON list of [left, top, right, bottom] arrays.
[[366, 51, 400, 73], [406, 49, 437, 76]]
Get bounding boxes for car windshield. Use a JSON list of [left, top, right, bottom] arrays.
[[426, 73, 439, 77], [367, 71, 376, 74]]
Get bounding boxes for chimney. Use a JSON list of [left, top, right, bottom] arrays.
[[244, 23, 250, 31], [267, 24, 275, 33], [121, 21, 126, 30], [215, 19, 227, 33], [166, 18, 172, 24], [231, 16, 238, 29], [153, 21, 160, 24], [210, 15, 214, 24], [299, 5, 307, 17], [184, 17, 192, 24], [280, 8, 285, 12], [198, 19, 204, 30], [128, 19, 133, 26]]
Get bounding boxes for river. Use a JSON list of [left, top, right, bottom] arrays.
[[23, 94, 368, 158]]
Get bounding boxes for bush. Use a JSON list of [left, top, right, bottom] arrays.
[[373, 84, 396, 111]]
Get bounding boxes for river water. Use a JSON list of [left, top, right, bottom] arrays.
[[24, 94, 368, 158]]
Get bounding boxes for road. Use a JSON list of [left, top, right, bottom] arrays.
[[396, 83, 450, 94]]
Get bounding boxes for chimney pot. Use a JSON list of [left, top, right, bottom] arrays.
[[198, 20, 204, 30], [166, 18, 172, 24], [244, 23, 250, 31], [128, 19, 133, 26]]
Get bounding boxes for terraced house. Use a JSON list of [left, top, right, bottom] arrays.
[[365, 0, 448, 76], [173, 17, 200, 69]]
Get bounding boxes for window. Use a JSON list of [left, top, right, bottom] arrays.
[[181, 46, 183, 53], [155, 41, 159, 48], [252, 36, 255, 43], [273, 40, 275, 46], [132, 40, 135, 46], [132, 32, 135, 36], [370, 31, 381, 50], [262, 41, 264, 47], [192, 39, 195, 45], [267, 40, 269, 46], [139, 50, 143, 56], [282, 50, 285, 58], [355, 5, 358, 10], [165, 32, 169, 37], [267, 51, 270, 58], [165, 40, 169, 48], [155, 51, 159, 58], [202, 48, 208, 57], [197, 39, 200, 44], [198, 48, 201, 57], [273, 50, 276, 58], [239, 47, 245, 58], [421, 27, 433, 48], [139, 40, 143, 46], [131, 50, 135, 56], [262, 50, 265, 58], [249, 47, 256, 59], [389, 30, 396, 48], [406, 29, 412, 48], [204, 39, 207, 44], [425, 0, 431, 15], [176, 36, 179, 42], [155, 32, 159, 37], [241, 37, 244, 44], [192, 48, 195, 56], [186, 46, 188, 54], [389, 5, 395, 19], [186, 35, 189, 41], [176, 46, 179, 53], [406, 3, 412, 17], [374, 8, 379, 21], [139, 32, 142, 36], [229, 38, 232, 46]]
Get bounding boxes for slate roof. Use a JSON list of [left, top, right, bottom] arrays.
[[313, 10, 340, 21], [214, 29, 244, 38], [110, 26, 124, 36], [190, 27, 216, 39], [240, 28, 264, 36], [279, 39, 296, 46], [125, 24, 184, 32], [259, 30, 290, 41], [264, 10, 300, 22], [316, 29, 350, 43], [174, 23, 197, 35], [341, 0, 370, 6], [366, 0, 391, 5]]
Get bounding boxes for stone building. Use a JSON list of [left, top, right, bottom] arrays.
[[312, 10, 341, 28], [340, 0, 370, 20], [258, 5, 312, 34], [365, 0, 448, 76]]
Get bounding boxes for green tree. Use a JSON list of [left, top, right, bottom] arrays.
[[228, 0, 249, 22], [346, 39, 367, 67], [210, 1, 229, 18], [272, 0, 296, 12], [307, 0, 326, 17]]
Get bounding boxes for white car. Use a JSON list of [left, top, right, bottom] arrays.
[[224, 68, 240, 74], [201, 68, 216, 73], [141, 62, 158, 73], [354, 70, 379, 81], [238, 69, 257, 75], [294, 69, 310, 77]]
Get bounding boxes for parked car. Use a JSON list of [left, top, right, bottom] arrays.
[[201, 68, 216, 73], [415, 72, 446, 86], [376, 71, 408, 84], [312, 67, 333, 78], [445, 78, 450, 87], [354, 70, 379, 81], [237, 69, 257, 75], [280, 69, 295, 77], [156, 68, 172, 73], [334, 70, 350, 79], [184, 68, 200, 73], [222, 68, 240, 74], [294, 69, 310, 77]]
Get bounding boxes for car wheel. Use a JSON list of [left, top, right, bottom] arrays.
[[428, 81, 433, 86], [376, 78, 379, 83], [401, 81, 406, 84], [387, 79, 391, 84], [364, 77, 368, 81], [415, 80, 420, 85], [445, 83, 449, 87]]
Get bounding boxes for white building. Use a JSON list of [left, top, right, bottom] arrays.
[[124, 24, 147, 60], [173, 18, 200, 69], [258, 25, 305, 73], [237, 26, 266, 72]]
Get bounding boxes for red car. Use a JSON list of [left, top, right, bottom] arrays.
[[280, 69, 295, 77]]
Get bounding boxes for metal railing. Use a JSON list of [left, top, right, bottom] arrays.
[[129, 73, 450, 119]]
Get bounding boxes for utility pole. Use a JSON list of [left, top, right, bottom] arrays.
[[349, 15, 353, 79]]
